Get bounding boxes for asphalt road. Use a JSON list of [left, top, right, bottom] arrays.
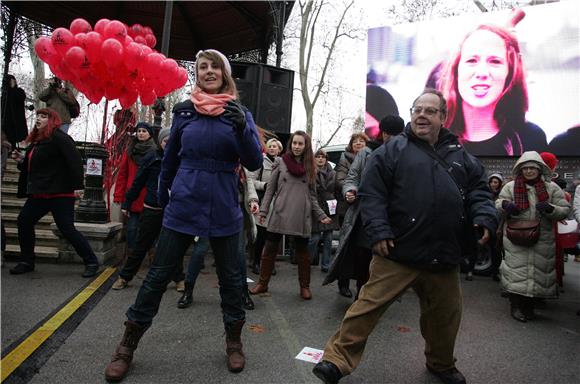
[[2, 256, 580, 384]]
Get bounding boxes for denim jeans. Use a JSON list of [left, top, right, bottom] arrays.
[[125, 212, 140, 250], [309, 230, 333, 270], [18, 197, 98, 266], [127, 227, 244, 327], [186, 231, 248, 291], [119, 208, 183, 282], [185, 237, 210, 285]]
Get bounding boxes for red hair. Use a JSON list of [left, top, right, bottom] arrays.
[[26, 108, 62, 143], [441, 24, 528, 154]]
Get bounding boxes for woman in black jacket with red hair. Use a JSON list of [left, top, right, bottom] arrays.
[[9, 108, 99, 277]]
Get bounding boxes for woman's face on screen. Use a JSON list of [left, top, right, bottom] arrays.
[[457, 29, 509, 109]]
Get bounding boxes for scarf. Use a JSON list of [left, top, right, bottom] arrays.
[[129, 138, 157, 163], [513, 175, 549, 210], [190, 85, 235, 116], [282, 152, 305, 177]]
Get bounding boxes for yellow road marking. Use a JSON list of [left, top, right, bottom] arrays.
[[1, 267, 116, 382]]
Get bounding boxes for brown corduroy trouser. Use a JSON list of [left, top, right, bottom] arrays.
[[322, 255, 462, 376]]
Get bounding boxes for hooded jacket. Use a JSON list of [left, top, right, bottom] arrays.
[[358, 125, 498, 268], [496, 151, 570, 298]]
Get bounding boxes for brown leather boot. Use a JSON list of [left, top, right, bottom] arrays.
[[104, 320, 147, 382], [249, 241, 277, 295], [225, 320, 245, 372], [296, 247, 312, 300]]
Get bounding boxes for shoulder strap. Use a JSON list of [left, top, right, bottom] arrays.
[[415, 142, 466, 199]]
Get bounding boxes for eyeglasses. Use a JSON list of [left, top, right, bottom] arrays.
[[410, 106, 440, 116]]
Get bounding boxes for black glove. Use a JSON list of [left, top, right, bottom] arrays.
[[536, 201, 554, 214], [223, 100, 246, 133], [502, 200, 521, 216]]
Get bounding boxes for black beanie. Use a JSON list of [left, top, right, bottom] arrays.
[[379, 115, 405, 135], [135, 122, 154, 138]]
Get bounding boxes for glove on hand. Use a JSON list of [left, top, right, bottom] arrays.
[[535, 201, 554, 214], [502, 200, 521, 216], [223, 100, 246, 133]]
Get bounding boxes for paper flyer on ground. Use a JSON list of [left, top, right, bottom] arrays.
[[295, 347, 324, 363]]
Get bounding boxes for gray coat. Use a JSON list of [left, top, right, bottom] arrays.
[[260, 157, 328, 237], [324, 147, 373, 285], [497, 152, 571, 298], [247, 154, 277, 228]]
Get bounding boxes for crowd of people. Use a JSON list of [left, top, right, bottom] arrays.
[[2, 45, 578, 384]]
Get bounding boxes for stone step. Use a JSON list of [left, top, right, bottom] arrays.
[[1, 211, 54, 225], [5, 227, 60, 248], [1, 185, 18, 195], [3, 244, 60, 261], [1, 175, 19, 184], [1, 198, 25, 212]]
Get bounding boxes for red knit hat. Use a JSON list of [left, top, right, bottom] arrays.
[[540, 152, 558, 171]]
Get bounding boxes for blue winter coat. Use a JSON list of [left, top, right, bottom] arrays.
[[158, 100, 263, 237]]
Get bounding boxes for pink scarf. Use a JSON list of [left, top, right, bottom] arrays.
[[190, 86, 235, 116]]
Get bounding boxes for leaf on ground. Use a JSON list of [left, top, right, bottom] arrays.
[[248, 324, 266, 333], [396, 326, 411, 333]]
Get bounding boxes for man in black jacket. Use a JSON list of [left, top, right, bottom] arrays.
[[313, 89, 497, 384]]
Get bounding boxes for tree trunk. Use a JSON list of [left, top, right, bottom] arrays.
[[26, 24, 45, 111]]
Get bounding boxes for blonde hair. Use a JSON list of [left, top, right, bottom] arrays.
[[266, 138, 283, 152]]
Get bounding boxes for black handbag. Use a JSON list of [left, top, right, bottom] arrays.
[[506, 219, 540, 247]]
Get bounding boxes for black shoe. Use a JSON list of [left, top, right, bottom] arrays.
[[313, 360, 342, 384], [251, 264, 260, 275], [242, 290, 255, 310], [82, 264, 99, 278], [338, 286, 352, 298], [272, 267, 277, 276], [9, 263, 35, 275], [426, 365, 466, 384], [510, 307, 527, 322], [465, 272, 473, 281], [177, 289, 193, 309]]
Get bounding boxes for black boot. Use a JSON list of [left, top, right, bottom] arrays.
[[426, 365, 466, 384], [338, 279, 352, 298], [177, 282, 193, 309], [521, 297, 536, 320], [313, 360, 342, 384], [509, 294, 527, 322], [242, 288, 255, 310]]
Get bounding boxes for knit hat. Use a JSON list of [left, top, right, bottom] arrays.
[[539, 152, 558, 171], [488, 172, 504, 184], [379, 115, 405, 135], [135, 121, 154, 138], [158, 127, 170, 144], [195, 49, 231, 77]]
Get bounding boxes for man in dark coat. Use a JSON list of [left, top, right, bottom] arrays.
[[1, 74, 28, 148], [313, 89, 498, 384]]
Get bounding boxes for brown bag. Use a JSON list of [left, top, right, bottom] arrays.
[[506, 219, 540, 247]]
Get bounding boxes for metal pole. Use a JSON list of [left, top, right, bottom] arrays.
[[100, 99, 109, 144], [161, 0, 174, 56], [275, 1, 286, 67]]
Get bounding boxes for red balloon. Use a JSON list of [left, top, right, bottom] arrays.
[[144, 34, 157, 48], [56, 60, 76, 82], [75, 33, 88, 48], [134, 35, 147, 45], [139, 89, 157, 105], [51, 28, 75, 56], [94, 19, 110, 35], [84, 32, 102, 61], [143, 26, 153, 36], [128, 24, 143, 38], [124, 35, 134, 46], [175, 67, 189, 89], [64, 46, 91, 78], [34, 37, 61, 66], [70, 18, 92, 35], [144, 52, 164, 77], [118, 86, 139, 109], [104, 20, 127, 42], [104, 82, 122, 100], [101, 38, 124, 68], [124, 42, 143, 70]]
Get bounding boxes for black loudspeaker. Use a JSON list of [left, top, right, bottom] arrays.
[[231, 62, 294, 134]]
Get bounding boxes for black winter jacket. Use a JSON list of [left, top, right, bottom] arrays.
[[122, 148, 163, 210], [359, 126, 498, 268], [17, 130, 84, 198]]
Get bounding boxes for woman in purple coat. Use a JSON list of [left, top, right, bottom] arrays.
[[105, 49, 263, 381]]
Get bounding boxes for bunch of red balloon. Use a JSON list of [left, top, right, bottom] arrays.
[[34, 18, 189, 108]]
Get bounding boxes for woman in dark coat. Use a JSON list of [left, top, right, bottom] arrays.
[[9, 108, 99, 277], [1, 74, 28, 148], [104, 49, 263, 381], [249, 131, 331, 300]]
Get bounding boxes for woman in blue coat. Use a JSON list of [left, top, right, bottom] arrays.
[[105, 49, 263, 381]]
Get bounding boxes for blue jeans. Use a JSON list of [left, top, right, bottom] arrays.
[[186, 232, 248, 289], [127, 227, 243, 327], [126, 213, 140, 249], [309, 230, 333, 270]]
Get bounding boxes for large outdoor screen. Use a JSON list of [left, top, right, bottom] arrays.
[[365, 1, 579, 156]]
